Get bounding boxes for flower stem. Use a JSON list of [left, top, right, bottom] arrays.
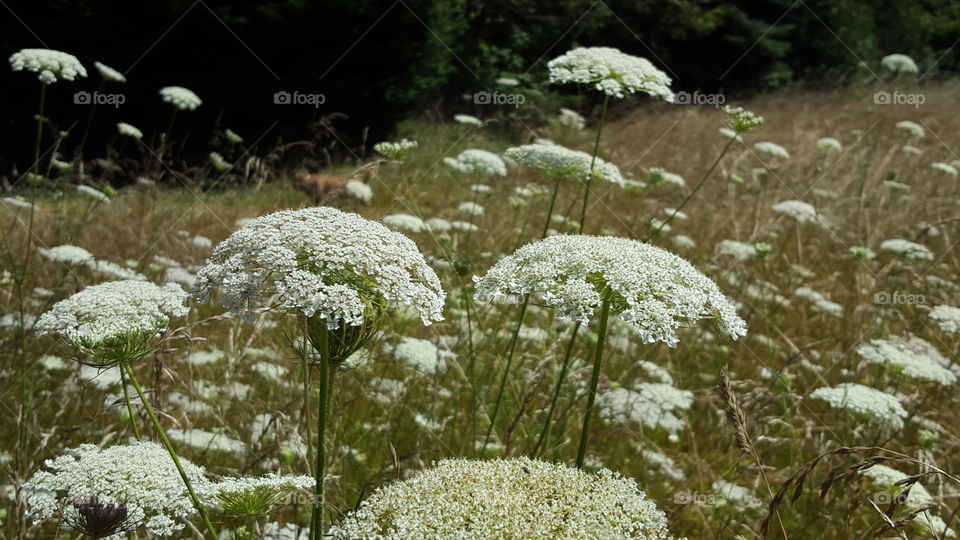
[[578, 94, 610, 233], [118, 366, 141, 441], [122, 362, 217, 538], [532, 321, 580, 457], [541, 174, 563, 239], [576, 287, 612, 468], [481, 294, 529, 454], [310, 323, 334, 540]]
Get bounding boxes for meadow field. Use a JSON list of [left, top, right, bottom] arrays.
[[4, 51, 960, 539]]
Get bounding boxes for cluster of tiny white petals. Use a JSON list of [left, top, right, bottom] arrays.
[[816, 137, 842, 152], [504, 141, 626, 186], [473, 235, 746, 346], [896, 120, 925, 137], [858, 336, 956, 385], [159, 86, 202, 110], [648, 168, 686, 187], [10, 48, 87, 84], [374, 139, 418, 160], [558, 107, 586, 129], [77, 185, 110, 203], [931, 162, 958, 176], [382, 213, 428, 233], [344, 179, 373, 203], [443, 149, 507, 176], [457, 201, 485, 216], [880, 238, 934, 260], [881, 54, 919, 74], [753, 141, 790, 159], [194, 207, 445, 327], [117, 122, 143, 139], [930, 305, 960, 333], [453, 114, 483, 126], [329, 457, 677, 539], [794, 287, 843, 317], [394, 337, 448, 375], [23, 442, 212, 537], [772, 200, 821, 224], [36, 280, 189, 347], [94, 61, 126, 82], [198, 473, 314, 500], [38, 245, 95, 265], [598, 383, 693, 433], [861, 465, 955, 538], [717, 239, 756, 261], [809, 383, 907, 430], [547, 47, 673, 101], [167, 428, 246, 453], [711, 480, 765, 511]]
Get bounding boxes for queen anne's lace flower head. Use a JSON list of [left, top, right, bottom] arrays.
[[453, 114, 483, 126], [558, 107, 586, 129], [159, 86, 202, 111], [10, 48, 87, 84], [881, 54, 919, 74], [443, 149, 507, 176], [194, 207, 445, 329], [809, 383, 907, 430], [880, 238, 933, 260], [896, 120, 925, 138], [753, 141, 790, 159], [930, 305, 960, 334], [116, 122, 143, 139], [473, 235, 746, 347], [723, 106, 763, 133], [547, 46, 673, 101], [23, 442, 212, 537], [374, 139, 418, 160], [858, 336, 956, 385], [599, 383, 693, 433], [816, 137, 842, 152], [931, 162, 958, 176], [504, 140, 626, 186], [93, 61, 126, 83], [329, 457, 677, 539], [36, 280, 189, 366], [772, 200, 821, 224]]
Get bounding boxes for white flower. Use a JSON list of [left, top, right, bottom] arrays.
[[495, 77, 520, 87], [598, 383, 693, 433], [772, 200, 821, 224], [505, 140, 626, 186], [36, 280, 189, 351], [194, 207, 445, 327], [753, 141, 790, 159], [425, 217, 452, 233], [93, 61, 126, 83], [558, 108, 586, 129], [23, 442, 211, 537], [167, 428, 246, 454], [329, 457, 677, 539], [809, 383, 907, 430], [442, 149, 507, 176], [881, 54, 919, 74], [719, 127, 741, 140], [383, 213, 428, 233], [931, 305, 960, 333], [473, 235, 746, 347], [723, 106, 764, 133], [10, 48, 87, 84], [76, 185, 110, 203], [209, 152, 231, 171], [860, 465, 955, 538], [879, 238, 933, 260], [816, 137, 842, 152], [648, 168, 686, 187], [712, 480, 765, 511], [159, 86, 202, 111], [471, 184, 493, 193], [344, 179, 373, 203], [717, 239, 756, 261], [672, 235, 696, 250], [453, 114, 483, 126], [896, 120, 925, 138], [2, 197, 37, 210], [374, 139, 418, 160], [902, 145, 923, 155], [858, 336, 956, 385], [547, 46, 673, 101], [457, 201, 485, 216], [931, 162, 958, 176], [116, 122, 143, 139], [394, 337, 450, 375], [794, 287, 843, 317], [38, 245, 95, 265]]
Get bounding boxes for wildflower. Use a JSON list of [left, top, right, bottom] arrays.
[[753, 141, 790, 159], [672, 235, 696, 250], [772, 200, 821, 224], [113, 121, 142, 139], [394, 337, 449, 375], [471, 184, 492, 193], [77, 185, 111, 203], [558, 108, 586, 129], [167, 428, 246, 454], [473, 235, 745, 347], [374, 138, 417, 160], [896, 120, 925, 138], [712, 480, 765, 511], [794, 287, 843, 317], [495, 77, 520, 86], [723, 106, 764, 133], [849, 246, 876, 260], [442, 149, 507, 176], [816, 137, 842, 152], [547, 46, 673, 101], [754, 242, 773, 258], [719, 127, 741, 140], [858, 336, 956, 385], [225, 128, 243, 144], [930, 305, 960, 333], [426, 217, 452, 233], [598, 383, 693, 433], [881, 54, 919, 74], [457, 201, 485, 216], [648, 167, 686, 187], [861, 465, 955, 538], [159, 86, 202, 110], [38, 245, 95, 265], [809, 383, 907, 430], [453, 114, 482, 126], [344, 179, 373, 203], [209, 151, 231, 171], [93, 61, 126, 83], [383, 213, 428, 233], [931, 162, 958, 176], [201, 474, 314, 519], [879, 238, 933, 260], [717, 239, 756, 261], [902, 145, 923, 155], [504, 141, 626, 186], [10, 48, 87, 84], [36, 280, 189, 367], [329, 457, 677, 539]]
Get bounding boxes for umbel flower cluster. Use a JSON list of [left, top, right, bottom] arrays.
[[473, 235, 746, 346], [547, 46, 674, 101], [809, 383, 908, 430], [504, 140, 626, 186], [9, 48, 87, 84], [35, 280, 189, 366], [329, 457, 677, 539], [443, 149, 507, 176], [194, 207, 445, 329], [159, 86, 202, 111]]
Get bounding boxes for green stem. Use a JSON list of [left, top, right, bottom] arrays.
[[578, 94, 610, 233], [122, 362, 218, 538], [310, 323, 333, 540], [532, 321, 581, 457], [481, 294, 529, 453], [576, 288, 612, 468], [644, 135, 737, 242], [542, 174, 563, 239], [119, 366, 141, 441]]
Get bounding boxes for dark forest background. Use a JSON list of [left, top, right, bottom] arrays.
[[1, 0, 958, 174]]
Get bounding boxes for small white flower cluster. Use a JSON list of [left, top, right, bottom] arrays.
[[159, 86, 202, 111], [10, 48, 87, 84], [209, 152, 231, 171], [711, 480, 765, 511], [809, 383, 907, 430], [457, 201, 485, 216], [374, 138, 418, 160], [23, 442, 211, 537], [879, 238, 933, 260], [36, 280, 189, 348], [473, 235, 746, 347], [861, 465, 955, 537], [38, 244, 95, 265], [77, 185, 111, 203], [194, 207, 445, 327], [504, 140, 626, 186], [648, 167, 686, 187], [881, 54, 919, 74], [772, 200, 821, 224], [344, 179, 373, 203], [547, 46, 673, 101], [896, 120, 925, 138], [453, 114, 483, 126], [199, 473, 314, 500], [94, 61, 126, 83], [394, 337, 451, 375], [753, 141, 790, 159], [598, 383, 693, 433], [794, 287, 843, 317], [117, 122, 143, 139], [816, 137, 842, 152], [167, 428, 246, 454], [383, 213, 428, 233], [329, 457, 677, 539], [717, 239, 756, 261], [931, 162, 958, 176], [930, 305, 960, 333], [442, 149, 507, 176], [858, 336, 956, 385], [558, 107, 586, 129]]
